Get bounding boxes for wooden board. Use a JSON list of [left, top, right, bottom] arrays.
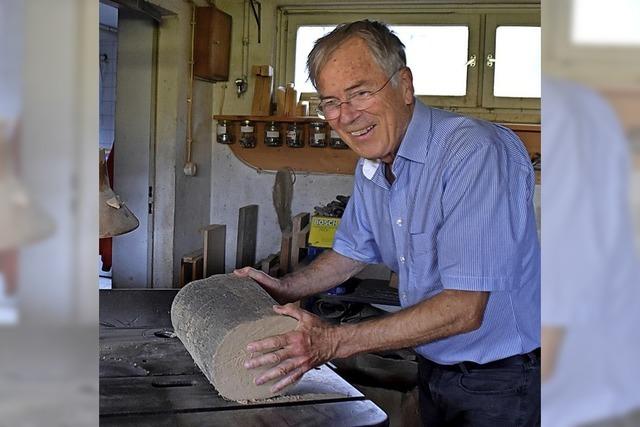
[[202, 224, 226, 277], [236, 205, 258, 269], [251, 65, 273, 116]]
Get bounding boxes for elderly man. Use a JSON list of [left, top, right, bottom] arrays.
[[236, 20, 540, 426]]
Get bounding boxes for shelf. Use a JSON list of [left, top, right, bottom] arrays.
[[213, 116, 540, 180], [214, 115, 325, 123], [214, 115, 359, 175]]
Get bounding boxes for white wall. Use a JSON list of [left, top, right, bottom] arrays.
[[211, 144, 355, 271], [210, 0, 357, 271]]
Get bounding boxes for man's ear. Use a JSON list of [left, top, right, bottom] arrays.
[[399, 67, 415, 104]]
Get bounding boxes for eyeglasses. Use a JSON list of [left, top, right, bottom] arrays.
[[316, 68, 403, 120]]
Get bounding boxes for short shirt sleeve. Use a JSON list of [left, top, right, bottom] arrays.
[[332, 166, 382, 264], [437, 140, 533, 291]]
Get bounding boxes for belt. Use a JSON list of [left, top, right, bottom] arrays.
[[420, 348, 540, 373]]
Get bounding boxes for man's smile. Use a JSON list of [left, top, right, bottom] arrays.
[[349, 124, 376, 137]]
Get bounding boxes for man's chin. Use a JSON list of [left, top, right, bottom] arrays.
[[349, 144, 380, 160], [359, 150, 393, 164]]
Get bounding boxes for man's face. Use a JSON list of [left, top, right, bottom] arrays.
[[316, 37, 414, 164]]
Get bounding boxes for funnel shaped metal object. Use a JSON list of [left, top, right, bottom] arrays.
[[99, 151, 139, 238]]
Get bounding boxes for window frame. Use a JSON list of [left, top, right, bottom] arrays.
[[282, 13, 481, 108], [275, 4, 541, 123], [482, 13, 541, 109]]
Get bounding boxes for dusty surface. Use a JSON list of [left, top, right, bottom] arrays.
[[236, 392, 346, 405], [213, 315, 298, 401]]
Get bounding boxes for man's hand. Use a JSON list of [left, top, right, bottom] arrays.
[[233, 267, 298, 304], [243, 304, 339, 393]]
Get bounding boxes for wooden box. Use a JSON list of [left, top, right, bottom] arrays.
[[194, 6, 231, 82]]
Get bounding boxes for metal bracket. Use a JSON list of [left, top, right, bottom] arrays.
[[466, 54, 477, 68], [486, 53, 496, 68]]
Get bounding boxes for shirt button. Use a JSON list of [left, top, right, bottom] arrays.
[[396, 218, 402, 226], [400, 256, 406, 263]]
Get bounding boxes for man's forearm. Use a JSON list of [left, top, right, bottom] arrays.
[[333, 289, 489, 359], [281, 250, 366, 299]]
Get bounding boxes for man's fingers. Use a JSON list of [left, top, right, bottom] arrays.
[[234, 267, 276, 286], [270, 366, 306, 393], [233, 266, 263, 280], [232, 266, 253, 277], [246, 333, 288, 353], [244, 349, 288, 369], [254, 357, 304, 385], [273, 303, 305, 321]]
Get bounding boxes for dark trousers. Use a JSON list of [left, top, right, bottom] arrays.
[[417, 349, 541, 427]]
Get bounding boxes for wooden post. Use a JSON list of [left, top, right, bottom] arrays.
[[261, 253, 279, 277], [290, 212, 310, 270], [179, 249, 203, 287], [278, 212, 310, 275], [236, 204, 258, 269], [202, 224, 226, 277], [279, 233, 292, 276]]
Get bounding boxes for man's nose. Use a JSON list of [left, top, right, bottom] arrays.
[[338, 101, 360, 125]]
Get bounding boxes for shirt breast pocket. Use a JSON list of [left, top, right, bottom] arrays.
[[409, 232, 437, 269], [408, 232, 440, 292]]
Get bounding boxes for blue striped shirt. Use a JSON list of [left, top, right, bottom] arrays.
[[333, 100, 540, 364]]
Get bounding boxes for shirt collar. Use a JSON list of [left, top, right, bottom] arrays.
[[362, 159, 381, 180], [395, 99, 432, 164], [360, 99, 432, 183]]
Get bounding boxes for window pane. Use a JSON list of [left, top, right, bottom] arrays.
[[494, 26, 540, 98], [572, 0, 640, 45], [393, 26, 468, 96], [295, 26, 336, 93], [295, 25, 469, 97]]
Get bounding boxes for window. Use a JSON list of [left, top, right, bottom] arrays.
[[493, 27, 540, 98], [294, 26, 336, 93], [482, 13, 540, 109], [391, 26, 469, 97], [571, 0, 640, 46], [278, 6, 540, 122], [295, 25, 470, 97]]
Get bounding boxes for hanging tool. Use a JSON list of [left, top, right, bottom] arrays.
[[249, 0, 261, 43]]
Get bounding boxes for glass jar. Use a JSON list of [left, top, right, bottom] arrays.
[[216, 119, 233, 144], [264, 121, 282, 147], [308, 122, 326, 147], [329, 129, 348, 149], [239, 119, 256, 148], [286, 122, 303, 148]]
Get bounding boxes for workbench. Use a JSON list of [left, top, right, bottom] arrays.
[[99, 289, 388, 426]]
